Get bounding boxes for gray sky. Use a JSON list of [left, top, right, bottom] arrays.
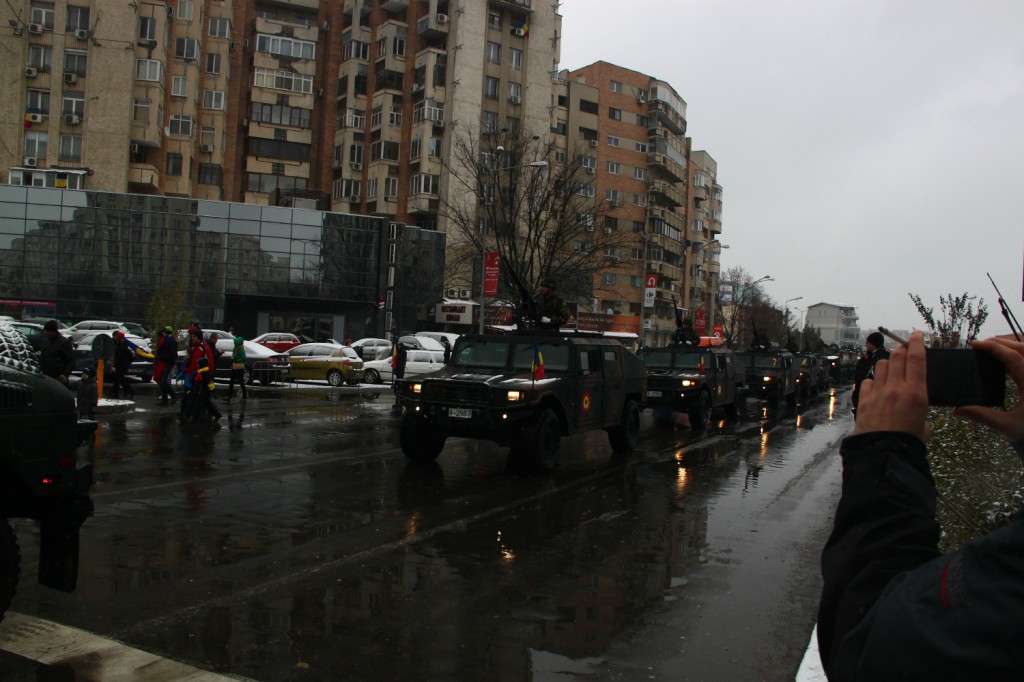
[[559, 0, 1024, 338]]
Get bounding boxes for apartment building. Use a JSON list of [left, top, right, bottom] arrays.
[[806, 302, 860, 347], [558, 62, 722, 345]]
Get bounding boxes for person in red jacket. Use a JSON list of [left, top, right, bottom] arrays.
[[818, 332, 1024, 681]]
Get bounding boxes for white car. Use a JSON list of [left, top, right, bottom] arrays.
[[362, 348, 446, 384], [64, 320, 128, 343], [397, 335, 445, 352], [351, 337, 392, 360], [73, 330, 154, 381]]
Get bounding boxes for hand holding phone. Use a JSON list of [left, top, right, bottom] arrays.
[[925, 349, 1006, 407]]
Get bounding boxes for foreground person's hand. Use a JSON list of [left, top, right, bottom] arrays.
[[854, 330, 929, 443]]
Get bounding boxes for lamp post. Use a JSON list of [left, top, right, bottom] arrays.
[[478, 158, 549, 334], [743, 275, 773, 348], [783, 296, 802, 346], [794, 306, 805, 352]]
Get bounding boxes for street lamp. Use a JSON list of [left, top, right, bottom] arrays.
[[784, 296, 803, 348], [742, 275, 773, 348], [479, 158, 549, 334], [794, 306, 806, 351]]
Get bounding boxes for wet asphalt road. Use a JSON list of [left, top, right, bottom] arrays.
[[1, 382, 849, 681]]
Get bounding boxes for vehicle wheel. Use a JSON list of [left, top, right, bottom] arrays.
[[786, 390, 798, 407], [768, 385, 783, 406], [652, 406, 675, 427], [364, 368, 381, 384], [512, 409, 560, 474], [327, 369, 343, 387], [724, 393, 743, 420], [687, 391, 712, 430], [242, 367, 253, 385], [399, 411, 446, 463], [0, 518, 20, 624], [140, 374, 152, 383], [608, 399, 640, 452]]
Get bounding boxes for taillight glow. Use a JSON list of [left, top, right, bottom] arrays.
[[58, 452, 74, 468]]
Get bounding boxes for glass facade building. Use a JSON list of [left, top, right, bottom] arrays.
[[0, 186, 445, 340]]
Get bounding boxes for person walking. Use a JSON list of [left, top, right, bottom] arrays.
[[441, 337, 452, 365], [179, 331, 206, 422], [227, 336, 247, 401], [155, 326, 178, 405], [851, 331, 890, 417], [39, 319, 75, 386], [190, 355, 222, 422], [536, 278, 568, 330], [76, 364, 98, 419], [392, 342, 408, 407], [111, 330, 154, 399], [818, 332, 1024, 681]]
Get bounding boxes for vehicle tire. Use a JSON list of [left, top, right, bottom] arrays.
[[608, 399, 640, 452], [513, 409, 561, 474], [140, 373, 152, 383], [364, 368, 381, 384], [786, 389, 797, 407], [724, 393, 743, 420], [687, 391, 712, 430], [768, 385, 783, 406], [327, 369, 343, 387], [399, 411, 446, 463], [0, 518, 20, 624]]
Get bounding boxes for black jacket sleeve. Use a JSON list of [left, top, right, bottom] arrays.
[[819, 432, 1024, 681]]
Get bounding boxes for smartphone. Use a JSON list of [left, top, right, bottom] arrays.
[[926, 349, 1006, 407]]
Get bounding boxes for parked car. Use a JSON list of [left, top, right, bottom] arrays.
[[176, 330, 290, 385], [397, 335, 445, 352], [64, 320, 128, 344], [73, 331, 154, 383], [363, 348, 445, 384], [122, 322, 150, 338], [252, 332, 302, 353], [415, 331, 460, 349], [286, 343, 364, 386], [350, 337, 392, 360], [10, 321, 45, 350]]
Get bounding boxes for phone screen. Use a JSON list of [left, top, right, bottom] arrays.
[[926, 349, 1006, 407]]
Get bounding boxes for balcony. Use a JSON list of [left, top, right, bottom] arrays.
[[492, 0, 533, 11], [649, 207, 685, 234], [260, 0, 320, 11], [416, 14, 449, 39], [407, 194, 439, 215], [127, 164, 160, 192], [649, 181, 685, 208], [646, 152, 685, 184], [380, 0, 409, 11]]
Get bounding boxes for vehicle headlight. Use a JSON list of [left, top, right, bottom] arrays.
[[762, 376, 773, 383], [680, 379, 695, 388], [507, 390, 527, 401], [411, 383, 422, 394]]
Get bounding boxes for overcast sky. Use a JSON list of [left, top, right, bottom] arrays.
[[559, 0, 1024, 338]]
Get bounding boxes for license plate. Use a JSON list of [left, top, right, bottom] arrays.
[[449, 408, 472, 418], [646, 390, 662, 398]]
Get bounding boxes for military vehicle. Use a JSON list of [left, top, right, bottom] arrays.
[[736, 348, 800, 406], [796, 354, 830, 398], [640, 343, 745, 428], [395, 331, 647, 473], [0, 323, 96, 623]]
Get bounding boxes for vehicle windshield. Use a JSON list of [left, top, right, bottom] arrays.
[[642, 350, 704, 369], [747, 354, 782, 368], [801, 357, 814, 367], [450, 339, 570, 372], [511, 343, 569, 372]]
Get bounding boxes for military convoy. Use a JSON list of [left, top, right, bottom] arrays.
[[639, 344, 745, 428], [0, 323, 95, 623]]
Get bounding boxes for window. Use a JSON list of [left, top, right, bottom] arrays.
[[169, 115, 193, 136], [635, 168, 647, 180], [634, 194, 647, 207], [551, 122, 566, 135], [603, 273, 616, 285], [166, 152, 182, 176], [370, 140, 400, 161], [427, 137, 442, 158], [24, 132, 47, 158], [484, 76, 499, 100], [555, 150, 566, 164], [409, 137, 421, 159], [255, 34, 316, 60], [251, 102, 311, 128], [410, 173, 439, 195], [64, 50, 87, 76], [136, 59, 162, 81], [692, 219, 705, 232], [208, 17, 230, 38], [253, 67, 314, 94], [577, 184, 595, 198], [28, 45, 52, 71], [392, 36, 406, 57], [58, 134, 82, 162], [30, 2, 54, 29], [488, 12, 501, 29], [693, 173, 706, 188], [637, 114, 649, 127], [605, 189, 620, 203], [504, 116, 520, 135], [175, 37, 200, 60], [177, 0, 193, 21], [138, 16, 156, 40], [580, 155, 596, 170], [342, 39, 370, 61], [132, 99, 150, 123], [203, 90, 225, 110], [607, 135, 620, 147], [206, 53, 221, 74], [635, 141, 649, 153], [482, 111, 497, 133], [609, 80, 622, 93], [26, 89, 49, 115], [608, 107, 622, 121], [201, 126, 215, 150], [486, 42, 501, 65], [508, 82, 522, 101], [198, 163, 222, 185], [62, 91, 84, 116], [66, 6, 89, 32], [384, 177, 398, 199], [171, 75, 188, 97], [509, 48, 522, 71], [607, 161, 619, 174]]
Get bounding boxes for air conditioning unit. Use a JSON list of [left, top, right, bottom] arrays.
[[511, 28, 525, 37], [411, 83, 424, 93], [436, 13, 449, 24], [432, 119, 444, 128], [350, 162, 363, 170], [73, 28, 89, 39], [25, 67, 38, 78], [612, 199, 621, 207], [509, 95, 521, 104], [130, 143, 140, 153], [27, 113, 44, 123], [64, 73, 78, 84], [349, 195, 360, 202], [64, 114, 81, 125], [458, 288, 471, 298], [637, 92, 647, 103], [331, 160, 341, 170], [200, 144, 213, 153], [589, 139, 599, 147], [23, 157, 37, 167], [585, 167, 594, 175], [29, 23, 43, 34], [445, 288, 458, 298]]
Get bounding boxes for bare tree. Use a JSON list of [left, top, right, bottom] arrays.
[[439, 127, 638, 319], [908, 292, 989, 347], [717, 266, 780, 349]]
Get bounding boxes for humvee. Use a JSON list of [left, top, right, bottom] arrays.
[[736, 349, 800, 406], [640, 345, 745, 428], [395, 332, 647, 473]]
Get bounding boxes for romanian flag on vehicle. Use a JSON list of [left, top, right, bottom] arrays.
[[698, 354, 705, 372], [532, 343, 545, 380]]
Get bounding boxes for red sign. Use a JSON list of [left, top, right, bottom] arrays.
[[695, 309, 707, 335], [712, 324, 724, 339], [484, 251, 500, 297]]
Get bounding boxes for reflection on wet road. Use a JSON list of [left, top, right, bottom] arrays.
[[3, 387, 850, 681]]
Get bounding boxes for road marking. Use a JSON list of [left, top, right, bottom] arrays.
[[0, 612, 252, 681]]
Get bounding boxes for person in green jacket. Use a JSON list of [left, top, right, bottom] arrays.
[[227, 336, 247, 400]]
